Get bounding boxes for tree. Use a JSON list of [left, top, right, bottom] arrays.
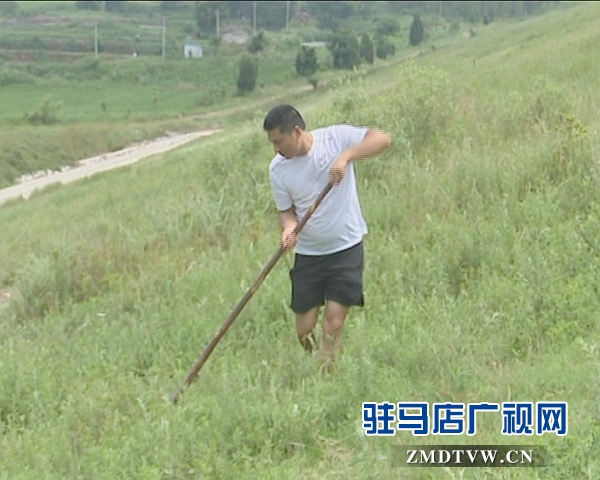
[[328, 31, 360, 70], [295, 46, 318, 77], [359, 34, 374, 65], [409, 15, 424, 46], [247, 31, 266, 54], [375, 42, 388, 60], [375, 37, 395, 60], [237, 56, 258, 93]]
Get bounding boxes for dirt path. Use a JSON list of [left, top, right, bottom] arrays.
[[0, 129, 222, 206]]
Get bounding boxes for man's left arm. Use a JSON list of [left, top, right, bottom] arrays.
[[330, 128, 392, 185]]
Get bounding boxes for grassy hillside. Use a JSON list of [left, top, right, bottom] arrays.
[[1, 2, 599, 479]]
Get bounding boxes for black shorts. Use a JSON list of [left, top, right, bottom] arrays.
[[289, 241, 365, 314]]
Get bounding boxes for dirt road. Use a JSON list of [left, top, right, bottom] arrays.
[[0, 129, 222, 206]]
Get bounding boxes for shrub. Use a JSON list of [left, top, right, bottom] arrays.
[[247, 31, 266, 54], [375, 37, 395, 60], [328, 30, 361, 70], [236, 56, 258, 93], [409, 15, 424, 46], [295, 46, 318, 77], [359, 34, 374, 64]]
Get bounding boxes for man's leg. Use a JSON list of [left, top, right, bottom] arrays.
[[290, 251, 324, 353], [322, 300, 350, 371], [296, 307, 319, 352]]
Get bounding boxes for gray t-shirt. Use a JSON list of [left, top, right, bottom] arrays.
[[269, 124, 369, 255]]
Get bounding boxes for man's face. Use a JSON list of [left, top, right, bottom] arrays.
[[267, 127, 300, 159]]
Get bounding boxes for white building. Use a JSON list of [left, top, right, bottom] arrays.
[[184, 43, 204, 58]]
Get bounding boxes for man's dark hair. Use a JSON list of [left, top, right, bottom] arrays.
[[263, 104, 306, 133]]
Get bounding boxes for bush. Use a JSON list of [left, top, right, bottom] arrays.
[[328, 31, 361, 70], [409, 15, 424, 46], [359, 34, 374, 65], [375, 37, 396, 60], [236, 56, 258, 93], [295, 46, 318, 77], [247, 31, 266, 54]]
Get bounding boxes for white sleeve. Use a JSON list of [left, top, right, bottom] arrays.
[[269, 167, 293, 211], [332, 124, 369, 151]]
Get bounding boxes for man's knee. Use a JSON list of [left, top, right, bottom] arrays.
[[295, 310, 317, 352], [324, 302, 349, 332], [324, 315, 345, 332], [297, 322, 314, 338], [295, 308, 318, 336]]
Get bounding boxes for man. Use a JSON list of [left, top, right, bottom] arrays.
[[263, 104, 391, 371]]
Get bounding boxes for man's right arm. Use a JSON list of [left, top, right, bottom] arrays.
[[279, 206, 298, 251]]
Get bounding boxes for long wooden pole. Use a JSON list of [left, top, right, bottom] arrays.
[[171, 183, 334, 404]]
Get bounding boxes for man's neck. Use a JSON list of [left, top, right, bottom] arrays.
[[297, 131, 314, 157]]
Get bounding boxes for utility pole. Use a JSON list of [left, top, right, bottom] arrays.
[[253, 2, 257, 34], [286, 1, 290, 30], [439, 1, 443, 19], [162, 17, 166, 60], [94, 22, 98, 59], [216, 9, 220, 37]]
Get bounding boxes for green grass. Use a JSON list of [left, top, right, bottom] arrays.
[[1, 2, 600, 478]]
